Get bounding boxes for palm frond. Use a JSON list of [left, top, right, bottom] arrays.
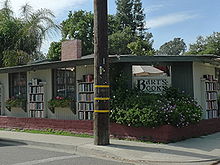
[[20, 3, 33, 21]]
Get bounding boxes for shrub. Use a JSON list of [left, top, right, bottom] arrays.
[[110, 87, 202, 128]]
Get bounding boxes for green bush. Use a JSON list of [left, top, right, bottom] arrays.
[[110, 87, 202, 128]]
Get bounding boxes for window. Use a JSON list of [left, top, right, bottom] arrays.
[[9, 72, 27, 99], [53, 68, 76, 99]]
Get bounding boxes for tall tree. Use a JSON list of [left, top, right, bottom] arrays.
[[158, 38, 186, 55], [187, 32, 220, 56], [133, 0, 146, 36], [115, 0, 133, 31]]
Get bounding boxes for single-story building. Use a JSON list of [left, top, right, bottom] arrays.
[[0, 40, 219, 120]]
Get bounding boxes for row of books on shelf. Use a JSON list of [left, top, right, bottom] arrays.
[[203, 74, 217, 81], [29, 78, 41, 86], [78, 93, 94, 101], [29, 95, 44, 102], [205, 82, 217, 91], [206, 92, 217, 100], [29, 103, 44, 110], [206, 101, 218, 110], [78, 83, 94, 92], [29, 86, 44, 94], [78, 102, 94, 111], [29, 110, 43, 118], [206, 110, 218, 119], [78, 111, 93, 120]]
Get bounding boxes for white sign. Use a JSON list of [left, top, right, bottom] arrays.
[[133, 76, 171, 93]]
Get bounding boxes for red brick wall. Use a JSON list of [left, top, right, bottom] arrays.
[[0, 116, 93, 134], [110, 119, 220, 143], [61, 40, 82, 61], [0, 116, 220, 143]]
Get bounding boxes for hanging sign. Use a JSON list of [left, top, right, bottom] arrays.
[[133, 76, 171, 93]]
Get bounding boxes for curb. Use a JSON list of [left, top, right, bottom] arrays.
[[0, 138, 219, 164]]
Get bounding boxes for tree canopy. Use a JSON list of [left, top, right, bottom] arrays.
[[48, 0, 154, 59], [187, 32, 220, 56], [0, 0, 58, 67], [61, 10, 94, 56], [158, 38, 186, 55]]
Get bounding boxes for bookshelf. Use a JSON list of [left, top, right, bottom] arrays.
[[201, 74, 219, 119], [77, 74, 94, 120], [28, 78, 46, 118]]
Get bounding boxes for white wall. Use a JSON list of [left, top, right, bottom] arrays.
[[76, 65, 94, 81], [193, 62, 217, 118]]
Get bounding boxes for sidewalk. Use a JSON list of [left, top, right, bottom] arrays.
[[0, 130, 220, 164]]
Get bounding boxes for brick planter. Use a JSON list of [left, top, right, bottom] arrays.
[[0, 116, 220, 143]]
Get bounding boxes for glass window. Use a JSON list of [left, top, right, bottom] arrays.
[[53, 68, 76, 99], [9, 72, 27, 99]]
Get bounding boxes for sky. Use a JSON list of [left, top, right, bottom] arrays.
[[3, 0, 220, 53]]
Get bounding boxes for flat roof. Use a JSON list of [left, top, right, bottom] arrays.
[[0, 55, 219, 73]]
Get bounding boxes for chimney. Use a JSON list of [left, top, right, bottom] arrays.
[[61, 40, 82, 61]]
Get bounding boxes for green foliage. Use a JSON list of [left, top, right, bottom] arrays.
[[108, 27, 154, 55], [127, 37, 154, 56], [110, 86, 202, 128], [61, 10, 94, 55], [116, 0, 146, 36], [0, 0, 58, 67], [47, 41, 62, 61], [108, 27, 134, 55], [187, 32, 220, 55], [48, 96, 73, 109], [58, 0, 153, 56], [5, 97, 26, 107], [158, 38, 187, 55], [3, 50, 30, 67], [116, 0, 134, 31], [133, 0, 146, 36]]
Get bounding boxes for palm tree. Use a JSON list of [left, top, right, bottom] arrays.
[[0, 0, 59, 67]]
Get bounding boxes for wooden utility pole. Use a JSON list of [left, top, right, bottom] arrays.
[[93, 0, 110, 145]]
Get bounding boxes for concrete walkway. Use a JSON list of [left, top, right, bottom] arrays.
[[0, 130, 220, 165]]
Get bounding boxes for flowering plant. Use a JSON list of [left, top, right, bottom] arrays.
[[111, 87, 202, 128], [5, 97, 27, 111], [48, 96, 73, 110]]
